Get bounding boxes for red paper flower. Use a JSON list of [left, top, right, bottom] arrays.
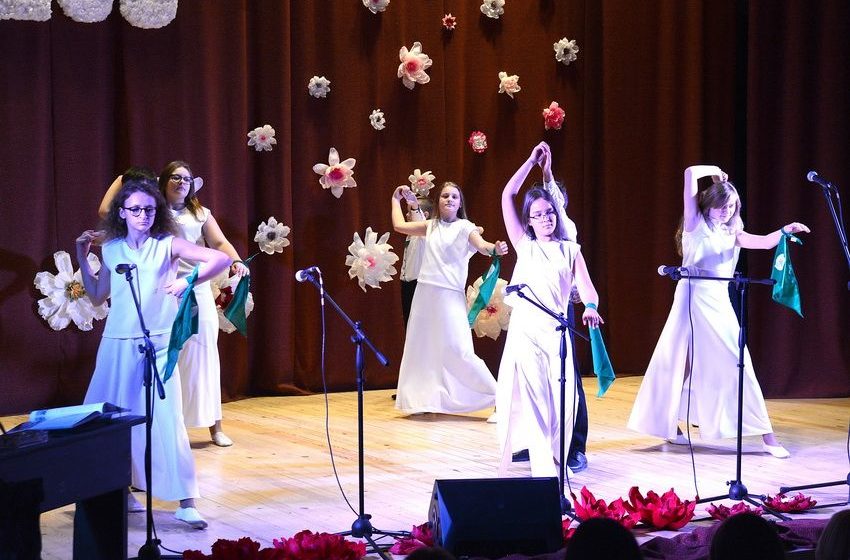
[[272, 530, 367, 560], [562, 519, 577, 543], [571, 486, 637, 529], [184, 537, 286, 559], [763, 493, 817, 513], [390, 522, 433, 554], [624, 487, 696, 530], [468, 130, 488, 153], [543, 101, 566, 130], [442, 13, 457, 30], [706, 502, 763, 521]]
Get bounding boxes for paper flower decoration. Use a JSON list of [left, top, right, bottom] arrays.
[[466, 277, 511, 340], [554, 37, 580, 65], [706, 502, 763, 521], [247, 124, 277, 152], [212, 273, 254, 334], [390, 523, 433, 555], [543, 101, 566, 130], [480, 0, 505, 19], [254, 217, 291, 255], [307, 75, 331, 98], [362, 0, 389, 14], [313, 147, 357, 198], [397, 41, 433, 90], [58, 0, 112, 22], [498, 71, 521, 98], [369, 109, 386, 131], [408, 169, 435, 196], [272, 531, 367, 560], [571, 487, 638, 529], [34, 251, 109, 331], [119, 0, 177, 29], [468, 131, 488, 153], [442, 13, 457, 30], [763, 493, 817, 513], [345, 228, 399, 291], [623, 487, 696, 530], [1, 0, 51, 20]]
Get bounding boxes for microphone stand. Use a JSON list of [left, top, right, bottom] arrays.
[[121, 269, 175, 560], [668, 271, 789, 520], [510, 287, 589, 518], [298, 273, 408, 560]]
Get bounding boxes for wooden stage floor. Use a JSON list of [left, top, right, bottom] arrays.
[[9, 376, 850, 559]]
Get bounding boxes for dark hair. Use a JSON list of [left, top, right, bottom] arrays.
[[709, 513, 784, 560], [101, 177, 177, 240], [121, 166, 157, 182], [403, 547, 458, 560], [437, 181, 467, 220], [565, 518, 641, 560], [418, 196, 435, 219], [521, 186, 568, 241], [816, 509, 850, 560], [158, 160, 203, 219]]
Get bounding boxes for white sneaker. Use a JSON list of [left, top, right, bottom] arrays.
[[762, 442, 791, 459], [175, 507, 208, 529], [212, 432, 233, 447]]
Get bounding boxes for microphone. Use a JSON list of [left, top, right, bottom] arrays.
[[657, 265, 688, 277], [295, 266, 320, 282], [807, 170, 833, 190], [115, 263, 136, 274], [504, 283, 527, 294]]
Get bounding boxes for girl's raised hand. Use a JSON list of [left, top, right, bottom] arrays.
[[493, 240, 509, 256]]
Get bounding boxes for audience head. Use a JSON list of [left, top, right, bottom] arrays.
[[709, 512, 784, 560], [404, 546, 458, 560], [564, 517, 641, 560], [816, 509, 850, 560]]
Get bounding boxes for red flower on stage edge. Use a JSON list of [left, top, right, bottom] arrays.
[[763, 492, 817, 513], [624, 486, 696, 530], [707, 502, 763, 521], [389, 522, 433, 554], [273, 530, 367, 560], [571, 486, 637, 529], [184, 537, 285, 559]]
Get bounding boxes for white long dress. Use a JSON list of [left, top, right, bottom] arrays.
[[84, 236, 199, 501], [395, 219, 498, 414], [172, 206, 222, 428], [627, 215, 773, 440], [497, 236, 580, 477]]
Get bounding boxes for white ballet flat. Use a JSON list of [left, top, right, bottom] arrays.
[[175, 507, 208, 529], [762, 443, 791, 459], [666, 433, 689, 445], [212, 432, 233, 447], [486, 411, 497, 424]]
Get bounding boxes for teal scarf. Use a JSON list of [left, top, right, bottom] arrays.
[[163, 266, 199, 383]]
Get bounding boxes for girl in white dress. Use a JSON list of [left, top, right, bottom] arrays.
[[627, 165, 810, 458], [391, 182, 509, 415], [498, 143, 603, 478], [77, 177, 231, 527]]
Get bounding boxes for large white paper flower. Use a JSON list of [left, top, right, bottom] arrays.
[[362, 0, 389, 14], [313, 147, 357, 198], [345, 227, 399, 292], [480, 0, 505, 19], [397, 41, 433, 90], [58, 0, 111, 22], [408, 169, 435, 196], [254, 217, 291, 255], [466, 277, 511, 340], [211, 273, 254, 334], [307, 75, 331, 98], [554, 37, 580, 65], [369, 109, 386, 131], [34, 251, 109, 331], [247, 124, 277, 152], [119, 0, 177, 29], [498, 71, 521, 98], [0, 0, 51, 20]]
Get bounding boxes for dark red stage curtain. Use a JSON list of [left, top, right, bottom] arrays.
[[0, 1, 847, 415]]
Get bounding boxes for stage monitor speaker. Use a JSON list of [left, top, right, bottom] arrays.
[[428, 477, 562, 559]]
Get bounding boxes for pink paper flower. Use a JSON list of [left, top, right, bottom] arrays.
[[273, 530, 366, 560], [408, 168, 436, 196], [498, 71, 521, 98], [389, 522, 433, 554], [397, 41, 433, 90], [624, 487, 696, 530], [442, 13, 457, 30], [468, 130, 488, 153], [543, 101, 566, 130], [313, 147, 357, 198], [247, 124, 277, 152], [763, 493, 817, 513], [572, 487, 638, 529], [706, 502, 764, 521]]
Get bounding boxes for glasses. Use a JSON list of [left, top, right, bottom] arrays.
[[169, 174, 194, 184], [530, 209, 557, 221], [123, 206, 157, 217]]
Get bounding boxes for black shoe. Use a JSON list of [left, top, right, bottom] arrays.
[[567, 451, 587, 473], [391, 393, 397, 400], [511, 449, 530, 462]]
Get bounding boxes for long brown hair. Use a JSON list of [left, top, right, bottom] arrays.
[[675, 180, 743, 255], [159, 160, 204, 219]]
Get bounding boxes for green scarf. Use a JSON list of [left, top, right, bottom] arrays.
[[585, 303, 615, 397], [163, 266, 199, 383], [224, 254, 258, 337], [770, 231, 803, 317], [467, 255, 501, 326]]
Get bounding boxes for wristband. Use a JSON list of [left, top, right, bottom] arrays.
[[585, 302, 598, 310]]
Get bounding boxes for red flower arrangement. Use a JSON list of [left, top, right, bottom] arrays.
[[184, 537, 284, 560], [706, 502, 763, 521], [184, 532, 366, 560], [763, 492, 817, 513], [389, 522, 433, 555], [624, 486, 696, 530], [571, 486, 637, 529], [542, 101, 566, 130], [561, 519, 577, 543]]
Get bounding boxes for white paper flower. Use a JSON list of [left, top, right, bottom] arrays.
[[345, 227, 399, 291], [58, 0, 111, 22], [362, 0, 389, 14], [247, 124, 277, 152], [397, 41, 433, 90], [119, 0, 177, 29], [466, 277, 511, 340], [34, 251, 109, 331], [369, 109, 386, 131], [408, 169, 436, 196], [554, 37, 580, 66], [253, 217, 291, 255], [313, 147, 357, 198], [211, 273, 255, 334], [480, 0, 505, 19], [307, 75, 331, 98], [0, 0, 51, 20], [498, 71, 521, 98]]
